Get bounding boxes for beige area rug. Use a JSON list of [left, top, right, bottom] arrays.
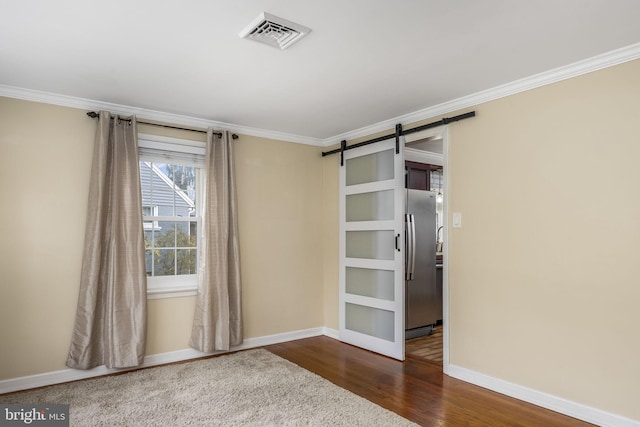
[[0, 349, 418, 426]]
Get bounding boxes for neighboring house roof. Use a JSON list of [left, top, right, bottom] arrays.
[[140, 162, 195, 212]]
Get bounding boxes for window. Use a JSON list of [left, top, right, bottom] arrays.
[[138, 134, 206, 298]]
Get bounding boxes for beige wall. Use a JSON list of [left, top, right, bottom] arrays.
[[0, 99, 93, 379], [234, 133, 324, 338], [0, 97, 324, 379], [321, 59, 640, 420], [447, 59, 640, 419], [322, 152, 339, 330]]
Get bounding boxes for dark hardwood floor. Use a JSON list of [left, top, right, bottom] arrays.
[[265, 336, 593, 427]]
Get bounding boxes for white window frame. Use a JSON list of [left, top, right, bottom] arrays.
[[138, 133, 206, 300], [142, 205, 162, 231]]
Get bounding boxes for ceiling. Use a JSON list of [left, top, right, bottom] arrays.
[[2, 0, 640, 142]]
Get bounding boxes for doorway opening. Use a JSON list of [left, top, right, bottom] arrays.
[[403, 126, 448, 368]]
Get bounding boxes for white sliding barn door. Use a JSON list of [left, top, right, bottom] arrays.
[[338, 137, 405, 360]]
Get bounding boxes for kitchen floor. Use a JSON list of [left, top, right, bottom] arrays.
[[405, 323, 443, 364]]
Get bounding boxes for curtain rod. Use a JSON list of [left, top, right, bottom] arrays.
[[86, 111, 239, 140], [321, 111, 476, 158]]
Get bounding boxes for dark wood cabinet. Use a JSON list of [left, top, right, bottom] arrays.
[[405, 161, 442, 190]]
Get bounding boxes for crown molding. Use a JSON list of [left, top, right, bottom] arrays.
[[0, 84, 325, 147], [2, 42, 639, 148], [325, 42, 640, 146]]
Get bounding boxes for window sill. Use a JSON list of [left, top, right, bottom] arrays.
[[147, 286, 198, 300], [146, 274, 197, 299]]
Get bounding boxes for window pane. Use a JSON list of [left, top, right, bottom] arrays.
[[145, 249, 153, 276], [140, 163, 153, 210], [177, 249, 197, 274], [144, 230, 153, 248], [175, 222, 190, 247], [154, 249, 175, 276], [161, 164, 195, 191], [188, 221, 197, 247], [155, 222, 176, 247]]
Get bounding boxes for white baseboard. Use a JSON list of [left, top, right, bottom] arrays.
[[0, 327, 326, 395], [5, 329, 636, 427], [322, 327, 339, 340], [447, 364, 640, 427]]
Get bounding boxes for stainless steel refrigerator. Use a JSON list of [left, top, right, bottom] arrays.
[[405, 189, 438, 339]]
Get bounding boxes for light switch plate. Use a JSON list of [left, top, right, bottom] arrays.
[[452, 212, 462, 228]]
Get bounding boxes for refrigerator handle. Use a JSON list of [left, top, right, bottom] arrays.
[[409, 214, 416, 280], [404, 214, 410, 280], [406, 214, 416, 281]]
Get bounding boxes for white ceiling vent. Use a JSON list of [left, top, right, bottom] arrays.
[[239, 12, 311, 50]]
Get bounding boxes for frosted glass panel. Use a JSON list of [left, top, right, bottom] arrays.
[[346, 190, 394, 222], [346, 267, 394, 301], [346, 230, 394, 260], [345, 303, 394, 342], [346, 149, 394, 186]]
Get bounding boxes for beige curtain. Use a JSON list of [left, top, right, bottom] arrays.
[[66, 111, 147, 370], [190, 129, 243, 352]]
